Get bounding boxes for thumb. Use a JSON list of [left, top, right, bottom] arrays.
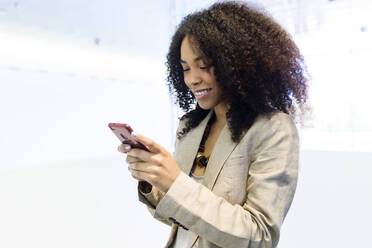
[[132, 132, 162, 153]]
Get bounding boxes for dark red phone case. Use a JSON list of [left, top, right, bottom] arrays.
[[108, 123, 149, 151]]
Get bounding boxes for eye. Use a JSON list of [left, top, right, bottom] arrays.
[[200, 65, 212, 71], [182, 68, 190, 72]]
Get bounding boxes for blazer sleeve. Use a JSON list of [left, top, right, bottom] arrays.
[[137, 118, 185, 227], [137, 182, 171, 226], [152, 113, 299, 248]]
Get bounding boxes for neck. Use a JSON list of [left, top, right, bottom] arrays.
[[213, 101, 228, 126]]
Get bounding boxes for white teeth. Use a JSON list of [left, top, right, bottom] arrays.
[[195, 89, 210, 96]]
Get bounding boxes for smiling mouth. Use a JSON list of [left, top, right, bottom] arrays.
[[194, 88, 211, 97]]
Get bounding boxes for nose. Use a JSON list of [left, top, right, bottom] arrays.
[[185, 70, 201, 87]]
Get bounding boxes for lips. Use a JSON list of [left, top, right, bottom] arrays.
[[193, 88, 211, 99]]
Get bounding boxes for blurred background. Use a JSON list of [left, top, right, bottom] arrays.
[[0, 0, 371, 247]]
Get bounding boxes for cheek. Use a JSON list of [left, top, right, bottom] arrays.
[[212, 83, 224, 101], [183, 73, 193, 87], [204, 71, 217, 86], [183, 77, 191, 89], [208, 78, 220, 92]]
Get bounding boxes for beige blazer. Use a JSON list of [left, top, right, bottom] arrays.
[[138, 110, 299, 248]]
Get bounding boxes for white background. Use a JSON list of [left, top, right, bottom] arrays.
[[0, 0, 371, 247]]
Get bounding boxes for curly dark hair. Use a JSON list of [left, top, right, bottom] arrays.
[[166, 1, 309, 143]]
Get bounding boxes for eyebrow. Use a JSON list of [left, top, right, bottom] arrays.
[[180, 56, 203, 64]]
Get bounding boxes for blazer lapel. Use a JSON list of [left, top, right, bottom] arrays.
[[202, 123, 238, 190], [175, 110, 213, 175], [190, 123, 238, 246], [175, 110, 239, 247], [175, 109, 239, 189]]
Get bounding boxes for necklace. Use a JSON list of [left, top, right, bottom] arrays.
[[195, 113, 216, 167]]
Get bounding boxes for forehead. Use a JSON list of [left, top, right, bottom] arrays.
[[181, 36, 199, 55], [180, 36, 208, 62]]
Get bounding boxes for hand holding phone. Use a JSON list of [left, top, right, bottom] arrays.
[[108, 123, 149, 151]]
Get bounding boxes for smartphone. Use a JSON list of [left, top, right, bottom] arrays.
[[108, 123, 149, 151]]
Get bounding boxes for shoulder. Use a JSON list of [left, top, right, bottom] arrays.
[[239, 111, 299, 148], [258, 112, 298, 142], [254, 111, 297, 132]]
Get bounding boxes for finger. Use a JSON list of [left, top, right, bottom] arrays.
[[118, 144, 131, 153], [128, 167, 143, 181], [127, 148, 152, 162], [128, 161, 153, 173], [126, 155, 144, 164], [132, 133, 163, 153], [129, 166, 153, 182]]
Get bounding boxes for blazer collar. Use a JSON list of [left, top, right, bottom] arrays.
[[176, 110, 238, 190]]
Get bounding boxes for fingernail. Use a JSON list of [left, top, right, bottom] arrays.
[[131, 132, 137, 137]]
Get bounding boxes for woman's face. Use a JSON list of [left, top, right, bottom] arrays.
[[180, 36, 224, 110]]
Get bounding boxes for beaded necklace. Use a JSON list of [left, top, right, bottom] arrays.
[[195, 113, 216, 167]]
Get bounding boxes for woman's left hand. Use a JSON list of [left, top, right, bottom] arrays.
[[125, 133, 181, 193]]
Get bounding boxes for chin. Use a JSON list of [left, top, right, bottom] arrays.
[[198, 101, 215, 110]]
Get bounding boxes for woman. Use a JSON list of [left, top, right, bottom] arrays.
[[118, 1, 308, 247]]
